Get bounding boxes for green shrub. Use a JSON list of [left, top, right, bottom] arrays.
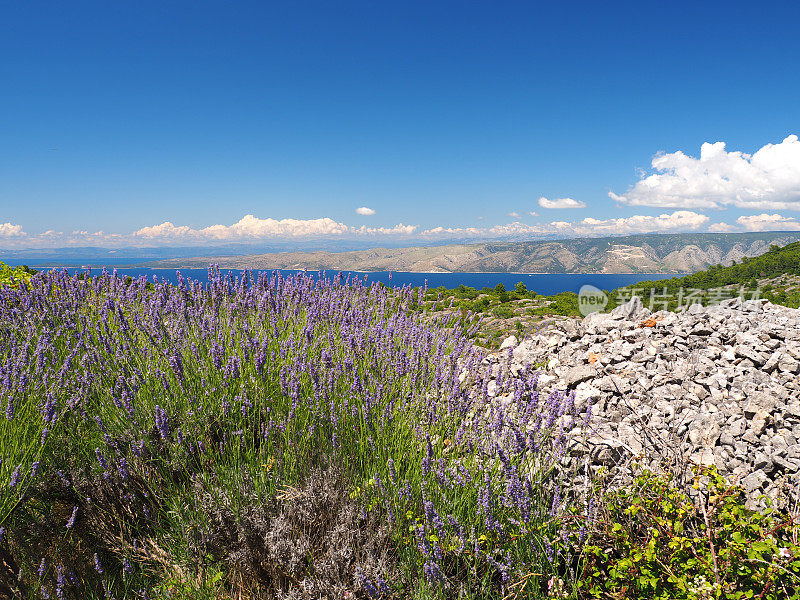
[[0, 262, 35, 288], [472, 297, 491, 312], [531, 292, 580, 316], [575, 467, 800, 599], [493, 305, 514, 319], [455, 284, 479, 299]]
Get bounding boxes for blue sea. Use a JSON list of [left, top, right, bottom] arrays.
[[21, 265, 675, 295]]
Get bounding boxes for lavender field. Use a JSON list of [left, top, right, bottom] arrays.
[[0, 268, 581, 599], [3, 266, 799, 599]]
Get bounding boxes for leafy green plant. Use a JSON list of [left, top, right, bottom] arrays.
[[530, 292, 580, 316], [0, 262, 35, 288], [575, 467, 800, 599], [493, 305, 514, 319]]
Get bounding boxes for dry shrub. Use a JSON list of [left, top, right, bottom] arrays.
[[192, 464, 400, 599]]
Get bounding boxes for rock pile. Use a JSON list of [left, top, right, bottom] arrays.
[[485, 297, 800, 508]]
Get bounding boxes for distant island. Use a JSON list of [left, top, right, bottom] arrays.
[[139, 231, 800, 274]]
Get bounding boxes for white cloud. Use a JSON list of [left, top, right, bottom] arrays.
[[209, 215, 350, 238], [421, 210, 709, 238], [134, 215, 417, 242], [0, 214, 421, 248], [708, 222, 737, 233], [0, 222, 26, 237], [423, 226, 483, 236], [355, 206, 376, 216], [538, 197, 586, 209], [611, 134, 800, 210], [134, 222, 194, 238], [528, 211, 539, 217], [736, 213, 800, 232], [135, 215, 351, 240], [354, 223, 417, 235], [549, 210, 709, 236], [507, 212, 521, 218]]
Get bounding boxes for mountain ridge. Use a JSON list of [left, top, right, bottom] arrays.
[[138, 232, 800, 274]]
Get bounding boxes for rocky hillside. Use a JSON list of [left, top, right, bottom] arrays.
[[142, 232, 800, 273], [480, 296, 800, 508]]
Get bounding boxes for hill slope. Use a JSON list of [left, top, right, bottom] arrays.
[[617, 240, 800, 305], [141, 232, 800, 274]]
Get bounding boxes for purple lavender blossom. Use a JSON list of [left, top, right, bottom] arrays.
[[95, 448, 109, 478], [56, 565, 66, 599], [93, 552, 103, 573], [66, 506, 78, 529], [154, 405, 169, 440], [9, 466, 21, 488]]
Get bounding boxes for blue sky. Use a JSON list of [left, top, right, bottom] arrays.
[[1, 1, 800, 248]]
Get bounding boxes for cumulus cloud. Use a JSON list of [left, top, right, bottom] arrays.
[[134, 222, 194, 238], [708, 222, 737, 233], [0, 214, 423, 248], [354, 223, 417, 235], [0, 226, 131, 248], [421, 210, 709, 238], [507, 212, 521, 218], [134, 215, 417, 242], [0, 222, 26, 237], [611, 134, 800, 210], [538, 197, 586, 209], [528, 211, 539, 217], [423, 226, 483, 236], [736, 213, 800, 232], [135, 215, 349, 240], [355, 206, 376, 216], [547, 210, 709, 236]]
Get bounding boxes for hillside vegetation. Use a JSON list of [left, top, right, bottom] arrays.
[[412, 242, 800, 348], [614, 241, 800, 311]]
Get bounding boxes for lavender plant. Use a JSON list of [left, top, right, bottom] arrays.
[[0, 267, 574, 598]]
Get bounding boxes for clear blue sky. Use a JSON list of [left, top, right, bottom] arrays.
[[2, 1, 799, 248]]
